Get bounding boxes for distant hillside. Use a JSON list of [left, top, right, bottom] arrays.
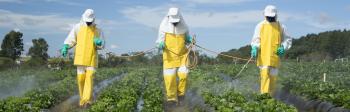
[[287, 29, 350, 61], [217, 29, 350, 62]]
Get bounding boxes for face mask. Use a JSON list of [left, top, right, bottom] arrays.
[[266, 16, 276, 22], [172, 22, 179, 26], [86, 22, 93, 26]]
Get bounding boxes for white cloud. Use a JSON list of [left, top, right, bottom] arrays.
[[110, 44, 118, 49], [121, 6, 262, 29], [24, 41, 33, 46], [346, 5, 350, 12], [0, 9, 123, 38], [0, 0, 82, 6], [184, 10, 261, 28], [315, 13, 332, 24], [308, 13, 336, 29], [43, 0, 82, 6], [15, 8, 127, 42], [121, 6, 166, 29], [187, 0, 252, 4], [13, 28, 20, 32], [121, 5, 350, 31], [0, 9, 78, 34], [281, 12, 349, 29], [0, 0, 22, 3]]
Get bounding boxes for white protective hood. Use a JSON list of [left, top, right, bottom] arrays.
[[82, 9, 95, 22], [80, 9, 96, 26], [159, 7, 188, 34], [264, 5, 277, 17]]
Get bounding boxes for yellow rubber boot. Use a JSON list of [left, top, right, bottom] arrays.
[[164, 74, 177, 101], [77, 74, 86, 106], [260, 68, 270, 94], [269, 75, 277, 95], [81, 70, 94, 105], [177, 73, 187, 96]]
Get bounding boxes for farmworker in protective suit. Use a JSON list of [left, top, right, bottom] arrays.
[[156, 7, 194, 104], [251, 5, 292, 95], [61, 9, 105, 107]]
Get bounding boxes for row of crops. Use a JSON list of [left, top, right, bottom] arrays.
[[0, 67, 165, 112], [0, 68, 126, 111], [282, 62, 350, 110], [188, 68, 297, 112], [206, 62, 350, 110], [89, 67, 164, 112], [0, 68, 71, 99], [0, 61, 349, 111], [90, 66, 290, 112]]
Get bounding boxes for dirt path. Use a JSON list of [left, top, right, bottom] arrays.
[[136, 76, 146, 112], [50, 73, 126, 112]]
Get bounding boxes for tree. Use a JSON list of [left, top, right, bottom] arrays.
[[27, 38, 49, 65], [0, 30, 24, 60]]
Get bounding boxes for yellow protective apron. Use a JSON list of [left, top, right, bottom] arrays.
[[163, 33, 189, 101], [258, 21, 281, 94], [74, 25, 99, 67], [257, 21, 281, 67], [74, 25, 98, 106], [163, 33, 189, 69]]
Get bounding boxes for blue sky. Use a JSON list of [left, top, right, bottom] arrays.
[[0, 0, 349, 57]]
